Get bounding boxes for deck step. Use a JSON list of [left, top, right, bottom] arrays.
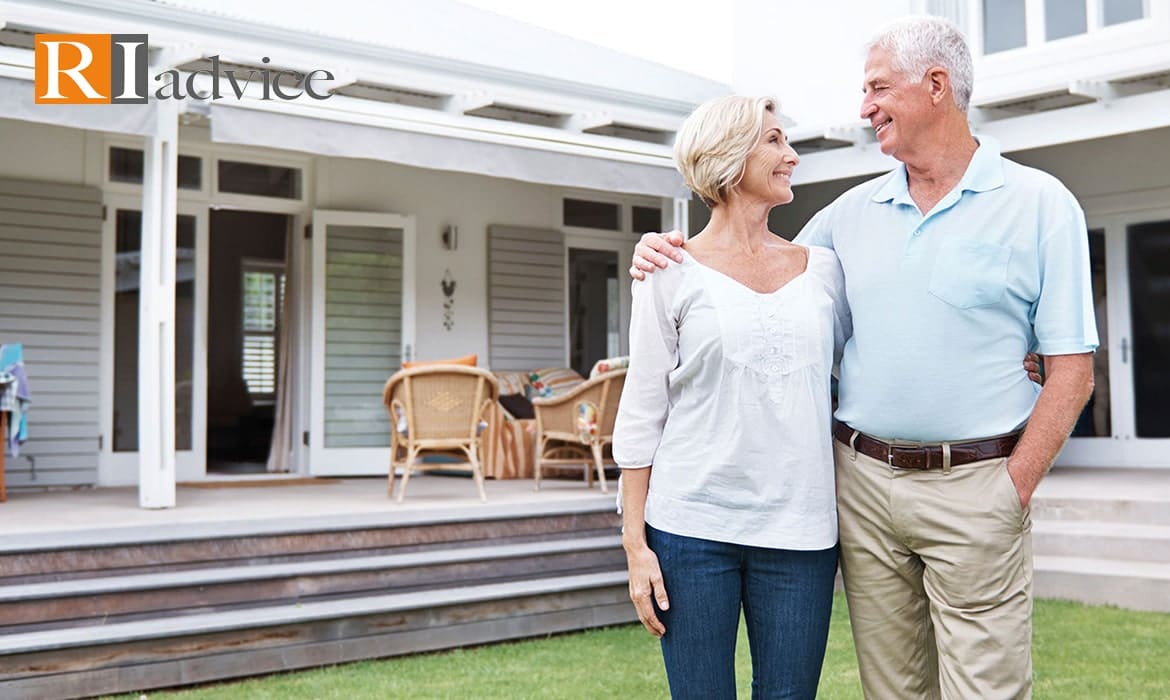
[[0, 570, 631, 655], [0, 503, 635, 699], [0, 505, 621, 582], [1033, 555, 1170, 613], [0, 571, 635, 700], [0, 536, 625, 629]]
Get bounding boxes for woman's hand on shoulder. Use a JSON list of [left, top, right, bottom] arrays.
[[630, 231, 686, 281]]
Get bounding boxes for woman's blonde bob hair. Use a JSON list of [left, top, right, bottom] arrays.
[[673, 95, 777, 208]]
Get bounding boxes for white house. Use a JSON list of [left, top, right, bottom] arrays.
[[735, 0, 1170, 470], [4, 0, 1168, 512], [0, 0, 725, 507]]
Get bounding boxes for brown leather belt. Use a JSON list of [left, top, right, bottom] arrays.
[[832, 421, 1019, 470]]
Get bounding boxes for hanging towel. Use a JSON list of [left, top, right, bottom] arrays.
[[0, 344, 31, 457]]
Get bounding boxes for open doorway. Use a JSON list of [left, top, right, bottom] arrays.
[[207, 210, 291, 475], [568, 248, 620, 377]]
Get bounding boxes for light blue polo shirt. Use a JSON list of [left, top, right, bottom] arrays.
[[796, 135, 1098, 442]]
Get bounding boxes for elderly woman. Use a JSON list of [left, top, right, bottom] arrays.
[[613, 95, 850, 699]]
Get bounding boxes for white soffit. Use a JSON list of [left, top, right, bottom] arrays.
[[791, 88, 1170, 186], [0, 75, 158, 136], [209, 102, 691, 199]]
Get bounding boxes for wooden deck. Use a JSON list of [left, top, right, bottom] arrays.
[[0, 475, 630, 700]]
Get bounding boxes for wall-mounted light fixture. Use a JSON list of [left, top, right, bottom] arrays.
[[441, 225, 459, 251]]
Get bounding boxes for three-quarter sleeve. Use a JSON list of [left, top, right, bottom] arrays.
[[612, 267, 682, 469]]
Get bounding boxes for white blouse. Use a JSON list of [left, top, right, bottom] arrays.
[[613, 245, 851, 550]]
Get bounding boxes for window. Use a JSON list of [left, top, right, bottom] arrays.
[[1046, 0, 1087, 40], [563, 198, 621, 230], [983, 0, 1027, 53], [218, 160, 302, 199], [241, 261, 285, 400], [981, 0, 1149, 54], [113, 211, 197, 451], [632, 205, 663, 234], [108, 146, 202, 189], [1103, 0, 1145, 25]]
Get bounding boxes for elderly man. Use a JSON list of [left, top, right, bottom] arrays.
[[631, 16, 1097, 700]]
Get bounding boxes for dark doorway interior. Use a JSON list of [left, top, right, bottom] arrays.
[[568, 248, 619, 377], [207, 210, 290, 474], [1129, 220, 1170, 438]]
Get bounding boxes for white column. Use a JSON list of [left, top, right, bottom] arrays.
[[138, 98, 179, 509], [662, 197, 691, 239]]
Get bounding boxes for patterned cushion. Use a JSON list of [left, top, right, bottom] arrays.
[[527, 367, 585, 399], [589, 355, 630, 379], [576, 401, 600, 443], [494, 371, 529, 396]]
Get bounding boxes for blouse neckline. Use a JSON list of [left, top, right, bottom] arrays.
[[679, 245, 814, 296]]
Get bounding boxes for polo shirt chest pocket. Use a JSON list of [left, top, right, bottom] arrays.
[[928, 238, 1012, 309]]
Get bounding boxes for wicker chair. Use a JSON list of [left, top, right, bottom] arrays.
[[382, 365, 499, 502], [532, 368, 627, 493]]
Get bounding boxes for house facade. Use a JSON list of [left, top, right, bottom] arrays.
[[4, 0, 1167, 511], [0, 0, 724, 506], [735, 0, 1170, 470]]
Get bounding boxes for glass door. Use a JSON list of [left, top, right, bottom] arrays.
[[307, 210, 415, 476], [564, 232, 634, 377], [1061, 210, 1170, 468], [101, 197, 207, 483], [1124, 219, 1170, 448]]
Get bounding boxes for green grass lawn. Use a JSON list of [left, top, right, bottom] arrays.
[[111, 595, 1170, 699]]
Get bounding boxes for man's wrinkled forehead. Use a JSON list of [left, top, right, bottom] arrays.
[[863, 48, 896, 86]]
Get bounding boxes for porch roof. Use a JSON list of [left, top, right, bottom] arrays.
[[1, 0, 723, 198], [155, 0, 726, 108]]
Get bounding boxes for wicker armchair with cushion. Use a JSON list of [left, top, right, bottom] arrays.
[[382, 364, 499, 502], [532, 367, 627, 493]]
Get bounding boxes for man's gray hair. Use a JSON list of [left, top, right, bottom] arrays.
[[867, 16, 974, 112]]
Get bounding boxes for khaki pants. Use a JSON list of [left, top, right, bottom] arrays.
[[834, 439, 1033, 700]]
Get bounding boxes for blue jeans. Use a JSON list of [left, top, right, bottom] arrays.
[[646, 524, 838, 700]]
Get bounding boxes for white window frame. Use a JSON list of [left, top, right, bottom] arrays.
[[970, 0, 1161, 58], [240, 258, 287, 404], [1058, 188, 1170, 469], [307, 209, 417, 476]]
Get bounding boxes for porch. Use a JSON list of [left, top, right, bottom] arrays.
[[0, 472, 614, 541], [0, 474, 627, 699]]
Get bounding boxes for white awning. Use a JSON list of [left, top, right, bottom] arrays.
[[0, 77, 158, 137], [210, 103, 690, 199]]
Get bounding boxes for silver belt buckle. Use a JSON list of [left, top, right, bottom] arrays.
[[887, 442, 894, 466]]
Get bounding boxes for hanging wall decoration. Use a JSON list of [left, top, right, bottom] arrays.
[[441, 268, 456, 331]]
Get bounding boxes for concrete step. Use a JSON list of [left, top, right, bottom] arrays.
[[0, 536, 625, 629], [1031, 496, 1170, 526], [1033, 555, 1170, 613], [0, 570, 635, 700], [1032, 520, 1170, 563]]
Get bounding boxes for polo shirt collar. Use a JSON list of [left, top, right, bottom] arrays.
[[870, 134, 1005, 205]]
